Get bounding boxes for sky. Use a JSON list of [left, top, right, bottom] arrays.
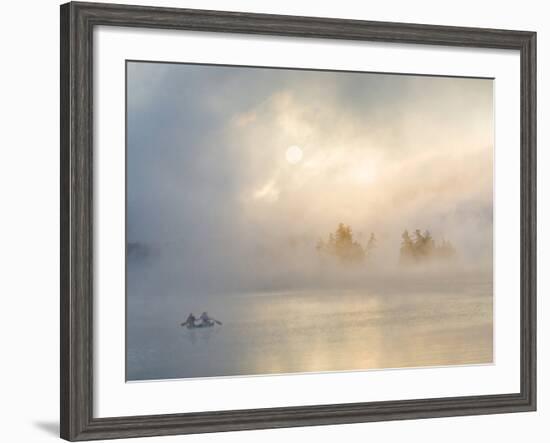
[[126, 61, 494, 296]]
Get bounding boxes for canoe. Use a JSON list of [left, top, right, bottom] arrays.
[[184, 320, 216, 329], [181, 319, 222, 329]]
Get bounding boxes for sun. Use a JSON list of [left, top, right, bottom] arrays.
[[285, 145, 303, 164]]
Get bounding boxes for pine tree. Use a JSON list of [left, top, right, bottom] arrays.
[[316, 223, 365, 263]]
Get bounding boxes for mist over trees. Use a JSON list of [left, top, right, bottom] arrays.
[[400, 229, 456, 264], [316, 223, 456, 266], [366, 233, 377, 256], [316, 223, 376, 264]]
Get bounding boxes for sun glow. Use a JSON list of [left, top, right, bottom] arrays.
[[285, 145, 303, 164]]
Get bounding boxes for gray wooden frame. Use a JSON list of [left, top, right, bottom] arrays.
[[60, 1, 537, 441]]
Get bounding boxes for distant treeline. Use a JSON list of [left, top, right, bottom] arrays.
[[316, 223, 456, 264], [316, 223, 375, 263], [400, 229, 456, 264]]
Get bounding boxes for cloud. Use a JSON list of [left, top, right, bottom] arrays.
[[126, 62, 493, 294]]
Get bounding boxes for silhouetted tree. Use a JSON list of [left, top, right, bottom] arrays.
[[365, 232, 377, 259], [317, 223, 365, 263], [400, 228, 455, 264]]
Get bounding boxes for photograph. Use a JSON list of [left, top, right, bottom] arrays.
[[126, 61, 494, 381]]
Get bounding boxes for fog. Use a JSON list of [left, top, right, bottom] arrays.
[[127, 62, 493, 298]]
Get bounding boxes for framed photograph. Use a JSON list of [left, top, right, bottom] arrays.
[[60, 1, 536, 441]]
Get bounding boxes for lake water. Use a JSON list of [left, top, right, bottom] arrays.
[[126, 275, 493, 381]]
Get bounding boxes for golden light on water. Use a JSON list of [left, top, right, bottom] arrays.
[[285, 145, 303, 164]]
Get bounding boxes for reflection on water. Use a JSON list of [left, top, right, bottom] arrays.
[[127, 276, 492, 381], [183, 326, 221, 346]]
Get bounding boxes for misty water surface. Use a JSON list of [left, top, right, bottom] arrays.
[[127, 273, 492, 381]]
